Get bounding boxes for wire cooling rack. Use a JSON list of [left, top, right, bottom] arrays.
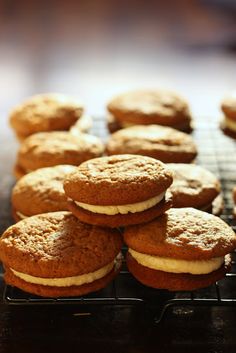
[[2, 116, 236, 323]]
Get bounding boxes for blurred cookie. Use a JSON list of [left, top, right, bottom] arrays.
[[0, 212, 123, 297], [124, 208, 236, 291], [166, 164, 223, 215], [106, 125, 197, 163], [14, 131, 104, 179], [64, 154, 173, 228], [107, 90, 192, 133], [9, 93, 85, 141], [221, 92, 236, 138], [12, 165, 77, 221], [69, 114, 92, 135], [233, 187, 236, 217]]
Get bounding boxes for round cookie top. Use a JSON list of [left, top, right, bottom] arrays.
[[166, 164, 221, 208], [12, 165, 77, 216], [0, 212, 122, 277], [64, 154, 173, 205], [107, 90, 191, 125], [16, 131, 104, 172], [124, 208, 236, 260], [106, 125, 197, 163], [9, 93, 84, 139], [221, 92, 236, 120]]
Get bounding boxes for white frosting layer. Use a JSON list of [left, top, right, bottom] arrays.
[[129, 249, 224, 275], [224, 117, 236, 132], [11, 261, 114, 287], [75, 192, 165, 215]]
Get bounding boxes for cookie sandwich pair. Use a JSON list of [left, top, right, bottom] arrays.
[[106, 125, 197, 164], [107, 89, 193, 133], [14, 131, 104, 179], [9, 93, 92, 141], [0, 212, 122, 297]]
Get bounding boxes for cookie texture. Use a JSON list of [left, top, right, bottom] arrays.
[[16, 131, 104, 174], [0, 212, 123, 278], [124, 208, 236, 260], [107, 90, 192, 127], [166, 164, 221, 209], [106, 125, 197, 163], [12, 165, 77, 218], [67, 196, 172, 228], [9, 93, 84, 139], [64, 154, 173, 205], [127, 252, 231, 291]]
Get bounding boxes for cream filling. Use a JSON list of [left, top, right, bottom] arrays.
[[16, 211, 28, 220], [129, 249, 224, 275], [224, 116, 236, 132], [74, 192, 165, 215], [11, 261, 114, 287]]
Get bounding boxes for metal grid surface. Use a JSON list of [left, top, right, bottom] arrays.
[[2, 116, 236, 323]]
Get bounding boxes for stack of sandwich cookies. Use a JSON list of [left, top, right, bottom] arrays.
[[124, 208, 236, 291], [14, 131, 104, 179], [166, 163, 223, 215], [107, 89, 192, 133], [12, 165, 77, 222], [64, 155, 173, 227], [106, 125, 197, 163], [0, 212, 123, 297], [9, 93, 91, 141], [221, 92, 236, 138]]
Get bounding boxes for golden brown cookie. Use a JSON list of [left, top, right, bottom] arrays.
[[106, 125, 197, 163], [14, 131, 104, 178], [64, 154, 173, 227], [166, 164, 222, 214], [0, 212, 123, 297], [9, 93, 85, 140], [107, 90, 192, 132], [124, 208, 236, 291], [220, 92, 236, 138], [12, 165, 77, 221]]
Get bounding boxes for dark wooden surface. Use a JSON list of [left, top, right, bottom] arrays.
[[1, 1, 236, 352]]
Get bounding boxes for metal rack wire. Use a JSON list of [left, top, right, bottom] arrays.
[[2, 116, 236, 323]]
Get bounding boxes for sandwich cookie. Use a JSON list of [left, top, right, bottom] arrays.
[[106, 125, 197, 163], [64, 155, 173, 228], [9, 93, 87, 141], [107, 89, 192, 133], [166, 164, 223, 215], [0, 212, 123, 297], [221, 92, 236, 138], [124, 208, 236, 291], [14, 131, 104, 179], [12, 165, 77, 222]]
